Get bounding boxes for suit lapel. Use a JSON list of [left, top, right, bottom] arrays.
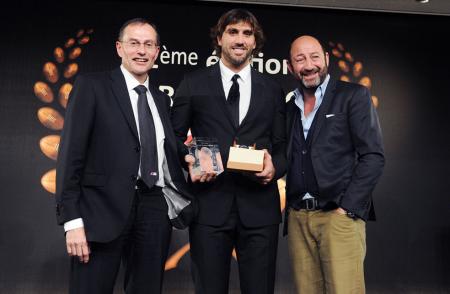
[[148, 84, 165, 121], [110, 68, 139, 140], [148, 84, 177, 152], [238, 68, 264, 130], [149, 84, 169, 135], [311, 78, 337, 145], [207, 64, 236, 130], [286, 99, 298, 160]]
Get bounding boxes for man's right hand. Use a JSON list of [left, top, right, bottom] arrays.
[[185, 154, 217, 183], [66, 227, 90, 263]]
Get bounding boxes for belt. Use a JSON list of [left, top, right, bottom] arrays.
[[298, 198, 321, 211], [135, 179, 162, 194]]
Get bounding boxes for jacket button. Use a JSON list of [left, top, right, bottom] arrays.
[[302, 150, 307, 155], [135, 146, 140, 152], [131, 175, 137, 181]]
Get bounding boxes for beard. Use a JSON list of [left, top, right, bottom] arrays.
[[299, 64, 328, 89], [221, 46, 253, 68]]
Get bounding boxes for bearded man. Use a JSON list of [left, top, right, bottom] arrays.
[[285, 35, 385, 294], [171, 9, 286, 294]]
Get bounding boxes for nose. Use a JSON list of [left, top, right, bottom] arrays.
[[303, 58, 314, 70], [235, 33, 246, 45], [136, 44, 146, 54]]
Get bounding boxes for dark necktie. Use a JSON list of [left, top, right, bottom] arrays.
[[227, 74, 240, 128], [134, 85, 158, 188]]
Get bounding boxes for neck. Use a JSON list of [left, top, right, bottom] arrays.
[[300, 85, 316, 98], [302, 89, 316, 117], [134, 74, 148, 84]]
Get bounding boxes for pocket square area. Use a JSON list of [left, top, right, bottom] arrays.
[[325, 114, 335, 118]]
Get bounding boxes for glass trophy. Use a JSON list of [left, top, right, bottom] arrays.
[[188, 137, 224, 176]]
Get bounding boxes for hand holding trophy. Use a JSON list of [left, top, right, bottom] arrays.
[[227, 141, 275, 185], [185, 137, 223, 183]]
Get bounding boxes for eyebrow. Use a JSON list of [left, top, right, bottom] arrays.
[[126, 38, 156, 43], [294, 51, 320, 56], [226, 27, 253, 33]]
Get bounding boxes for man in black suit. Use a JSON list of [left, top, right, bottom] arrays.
[[285, 35, 385, 293], [171, 9, 286, 294], [55, 18, 193, 294]]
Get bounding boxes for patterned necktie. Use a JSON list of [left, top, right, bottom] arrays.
[[227, 74, 240, 127], [134, 85, 158, 188]]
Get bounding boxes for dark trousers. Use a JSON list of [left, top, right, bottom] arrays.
[[69, 187, 172, 294], [189, 210, 279, 294]]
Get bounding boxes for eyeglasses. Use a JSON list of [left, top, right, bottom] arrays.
[[120, 40, 159, 51]]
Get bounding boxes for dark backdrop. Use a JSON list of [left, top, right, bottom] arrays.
[[0, 1, 449, 293]]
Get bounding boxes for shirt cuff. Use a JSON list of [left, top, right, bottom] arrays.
[[64, 218, 84, 232]]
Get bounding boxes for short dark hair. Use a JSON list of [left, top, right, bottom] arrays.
[[118, 18, 160, 45], [210, 9, 265, 57]]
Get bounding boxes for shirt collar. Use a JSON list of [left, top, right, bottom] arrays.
[[120, 65, 149, 93], [219, 60, 251, 84], [294, 74, 330, 109]]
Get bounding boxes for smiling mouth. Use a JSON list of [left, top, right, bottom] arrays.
[[133, 58, 149, 63], [231, 47, 246, 54], [302, 71, 319, 78]]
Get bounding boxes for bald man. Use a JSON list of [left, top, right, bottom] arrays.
[[285, 35, 384, 293]]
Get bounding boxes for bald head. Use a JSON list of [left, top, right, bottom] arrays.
[[289, 35, 326, 61], [288, 35, 329, 89]]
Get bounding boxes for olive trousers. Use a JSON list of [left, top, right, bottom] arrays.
[[288, 209, 366, 294]]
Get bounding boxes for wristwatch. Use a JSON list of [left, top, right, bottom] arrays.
[[346, 211, 358, 220]]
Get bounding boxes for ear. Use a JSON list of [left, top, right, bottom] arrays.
[[116, 41, 123, 58], [217, 35, 222, 47], [325, 52, 329, 67], [287, 60, 294, 75], [152, 46, 160, 62]]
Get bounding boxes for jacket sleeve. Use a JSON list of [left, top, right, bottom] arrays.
[[270, 84, 287, 180], [171, 75, 192, 169], [340, 86, 385, 217], [55, 75, 96, 225]]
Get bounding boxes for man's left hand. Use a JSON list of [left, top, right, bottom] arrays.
[[254, 149, 275, 185], [334, 207, 347, 215]]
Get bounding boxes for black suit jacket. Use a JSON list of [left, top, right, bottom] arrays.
[[171, 63, 287, 228], [56, 68, 193, 242], [286, 78, 385, 221]]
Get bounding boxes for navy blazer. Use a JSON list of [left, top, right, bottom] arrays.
[[286, 78, 385, 221], [56, 68, 193, 242]]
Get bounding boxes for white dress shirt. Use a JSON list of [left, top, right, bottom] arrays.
[[64, 66, 166, 232], [219, 60, 252, 124]]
